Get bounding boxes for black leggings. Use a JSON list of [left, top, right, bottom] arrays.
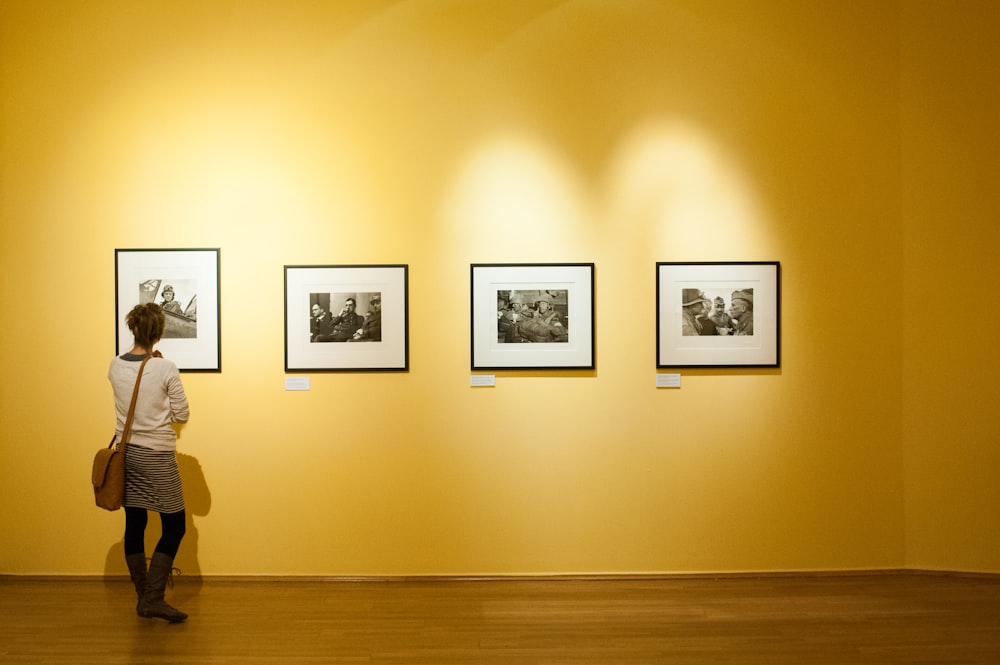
[[124, 507, 186, 559]]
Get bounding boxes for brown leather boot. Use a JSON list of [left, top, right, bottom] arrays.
[[138, 552, 188, 622], [125, 553, 147, 614]]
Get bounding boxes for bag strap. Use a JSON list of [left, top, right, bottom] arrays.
[[119, 355, 153, 450]]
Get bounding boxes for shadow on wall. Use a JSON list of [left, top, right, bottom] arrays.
[[102, 453, 211, 598]]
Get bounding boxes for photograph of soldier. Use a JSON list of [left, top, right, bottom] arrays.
[[496, 289, 568, 343], [707, 296, 734, 336], [729, 288, 754, 335], [678, 287, 753, 337], [681, 289, 711, 336], [309, 292, 376, 342], [349, 293, 382, 342], [137, 278, 197, 338]]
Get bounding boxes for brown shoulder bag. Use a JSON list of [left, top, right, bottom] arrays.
[[93, 356, 151, 511]]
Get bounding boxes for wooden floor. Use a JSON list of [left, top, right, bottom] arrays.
[[1, 572, 998, 664]]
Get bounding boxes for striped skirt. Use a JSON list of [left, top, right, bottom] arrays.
[[124, 444, 185, 513]]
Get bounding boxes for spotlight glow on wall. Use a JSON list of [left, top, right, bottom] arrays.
[[604, 119, 767, 257]]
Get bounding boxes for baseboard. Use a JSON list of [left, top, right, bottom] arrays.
[[3, 567, 998, 583]]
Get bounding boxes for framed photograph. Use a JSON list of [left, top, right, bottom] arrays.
[[115, 248, 221, 372], [471, 263, 595, 370], [656, 261, 780, 368], [284, 264, 408, 372]]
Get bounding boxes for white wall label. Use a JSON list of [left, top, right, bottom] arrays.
[[285, 377, 311, 391], [656, 373, 681, 388]]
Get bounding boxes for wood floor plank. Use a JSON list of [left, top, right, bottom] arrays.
[[1, 573, 998, 664]]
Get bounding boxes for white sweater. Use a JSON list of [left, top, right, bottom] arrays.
[[108, 355, 190, 452]]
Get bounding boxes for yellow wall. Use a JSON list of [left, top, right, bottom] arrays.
[[0, 1, 994, 576], [900, 2, 1000, 572]]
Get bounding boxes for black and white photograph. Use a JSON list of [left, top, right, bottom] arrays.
[[472, 263, 594, 370], [310, 292, 382, 343], [496, 289, 569, 344], [657, 262, 779, 368], [115, 248, 221, 372], [138, 278, 198, 339], [678, 287, 754, 337], [285, 265, 407, 372]]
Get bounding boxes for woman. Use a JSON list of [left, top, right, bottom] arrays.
[[108, 302, 190, 622]]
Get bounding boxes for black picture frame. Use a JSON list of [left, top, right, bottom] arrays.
[[656, 261, 780, 368], [115, 248, 221, 372], [471, 263, 595, 370], [284, 264, 409, 372]]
